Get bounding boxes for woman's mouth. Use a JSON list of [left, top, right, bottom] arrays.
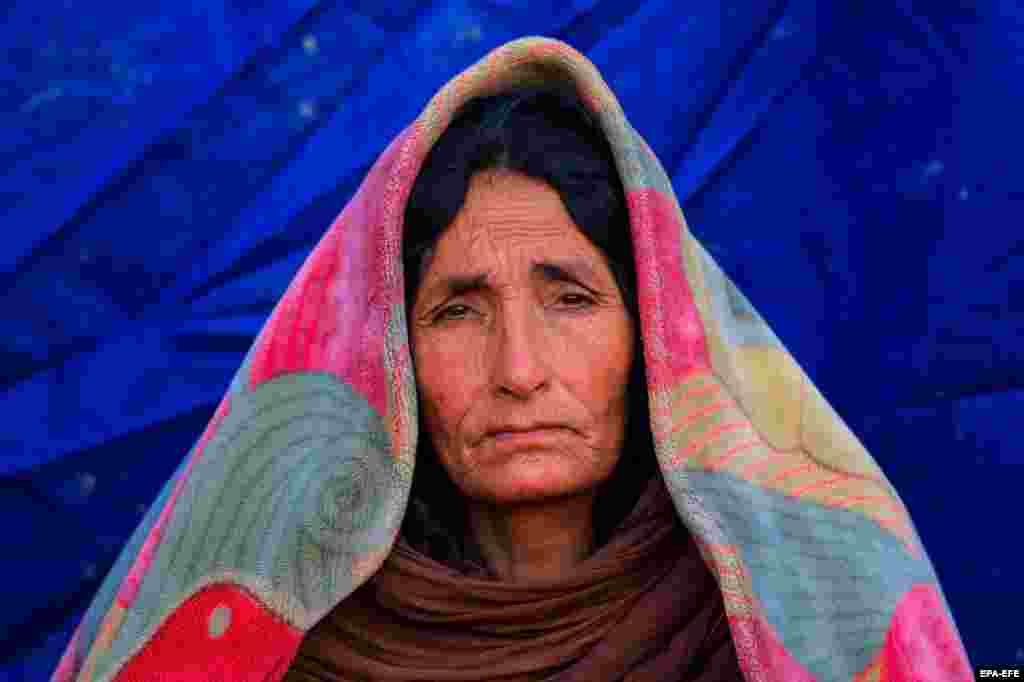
[[490, 427, 573, 447]]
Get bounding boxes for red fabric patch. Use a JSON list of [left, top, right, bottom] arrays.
[[626, 188, 709, 391], [115, 582, 302, 682], [884, 584, 973, 682]]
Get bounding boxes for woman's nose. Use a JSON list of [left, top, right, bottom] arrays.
[[491, 304, 551, 399]]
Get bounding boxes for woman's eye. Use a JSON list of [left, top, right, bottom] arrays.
[[432, 294, 593, 323], [559, 293, 595, 308], [434, 304, 472, 321]]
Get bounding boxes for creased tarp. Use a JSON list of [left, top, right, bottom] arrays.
[[3, 2, 1022, 678]]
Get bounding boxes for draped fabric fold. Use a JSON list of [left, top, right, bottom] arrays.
[[52, 36, 972, 682]]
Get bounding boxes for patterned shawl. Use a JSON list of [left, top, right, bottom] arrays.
[[53, 36, 972, 682]]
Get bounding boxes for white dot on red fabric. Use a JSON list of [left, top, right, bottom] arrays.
[[208, 604, 232, 639]]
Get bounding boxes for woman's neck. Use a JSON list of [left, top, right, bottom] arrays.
[[466, 491, 596, 583]]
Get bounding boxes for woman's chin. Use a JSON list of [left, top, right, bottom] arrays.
[[463, 451, 608, 505]]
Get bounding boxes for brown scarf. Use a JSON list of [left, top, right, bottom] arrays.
[[284, 474, 742, 681]]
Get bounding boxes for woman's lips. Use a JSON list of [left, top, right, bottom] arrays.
[[489, 427, 573, 448]]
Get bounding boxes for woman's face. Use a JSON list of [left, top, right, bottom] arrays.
[[410, 169, 634, 505]]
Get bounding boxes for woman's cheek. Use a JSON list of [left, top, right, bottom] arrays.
[[580, 316, 633, 428], [564, 316, 629, 388], [417, 335, 482, 446]]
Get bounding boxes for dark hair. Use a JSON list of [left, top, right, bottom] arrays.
[[400, 87, 656, 565]]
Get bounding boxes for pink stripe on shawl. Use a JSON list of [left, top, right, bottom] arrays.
[[884, 584, 973, 682], [51, 625, 81, 682], [728, 611, 817, 682], [115, 396, 231, 608], [627, 188, 710, 391], [249, 127, 419, 417]]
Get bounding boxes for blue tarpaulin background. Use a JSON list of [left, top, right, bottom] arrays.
[[4, 1, 1022, 677]]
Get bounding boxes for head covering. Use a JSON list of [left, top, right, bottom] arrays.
[[53, 37, 972, 682]]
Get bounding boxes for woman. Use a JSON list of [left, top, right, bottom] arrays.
[[54, 38, 971, 682], [282, 87, 742, 680]]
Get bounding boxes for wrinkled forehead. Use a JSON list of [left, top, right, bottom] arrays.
[[417, 170, 608, 285]]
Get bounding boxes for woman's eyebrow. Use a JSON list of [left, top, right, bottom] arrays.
[[432, 272, 491, 299], [425, 258, 600, 301], [532, 258, 600, 286]]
